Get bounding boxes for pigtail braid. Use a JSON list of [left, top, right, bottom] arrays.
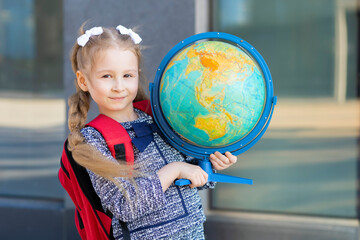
[[68, 84, 90, 133], [67, 83, 90, 154]]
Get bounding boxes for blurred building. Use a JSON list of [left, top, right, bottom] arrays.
[[0, 0, 359, 239]]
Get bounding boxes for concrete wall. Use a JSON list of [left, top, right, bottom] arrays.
[[64, 0, 195, 121]]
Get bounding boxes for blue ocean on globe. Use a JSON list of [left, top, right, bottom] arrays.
[[159, 41, 266, 148]]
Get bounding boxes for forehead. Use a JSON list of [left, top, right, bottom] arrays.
[[93, 47, 138, 71]]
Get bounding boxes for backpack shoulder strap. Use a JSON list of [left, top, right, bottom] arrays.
[[85, 100, 153, 164], [86, 114, 134, 164]]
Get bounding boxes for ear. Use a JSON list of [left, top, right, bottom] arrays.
[[76, 71, 88, 92]]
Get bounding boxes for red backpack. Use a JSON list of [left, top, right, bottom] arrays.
[[58, 100, 152, 240]]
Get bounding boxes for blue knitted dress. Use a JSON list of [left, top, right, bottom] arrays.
[[81, 109, 210, 239]]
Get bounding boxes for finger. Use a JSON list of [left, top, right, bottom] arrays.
[[198, 170, 208, 187], [197, 169, 208, 183], [210, 158, 225, 170], [189, 169, 208, 188], [214, 151, 230, 165], [196, 175, 208, 187], [210, 155, 227, 169], [188, 175, 197, 188], [203, 171, 208, 183], [225, 152, 237, 164], [190, 177, 205, 188]]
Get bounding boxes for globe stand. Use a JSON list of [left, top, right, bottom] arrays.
[[175, 157, 253, 186]]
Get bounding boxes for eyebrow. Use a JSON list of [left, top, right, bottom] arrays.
[[124, 69, 138, 73], [95, 69, 138, 73]]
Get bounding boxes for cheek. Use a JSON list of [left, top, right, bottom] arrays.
[[132, 84, 139, 94], [87, 83, 109, 98], [128, 79, 139, 94]]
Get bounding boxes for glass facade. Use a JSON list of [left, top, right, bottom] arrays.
[[211, 0, 360, 218], [0, 0, 64, 199]]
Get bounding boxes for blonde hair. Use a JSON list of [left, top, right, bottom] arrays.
[[67, 23, 147, 188]]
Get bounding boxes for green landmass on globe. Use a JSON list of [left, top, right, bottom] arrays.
[[159, 40, 266, 148]]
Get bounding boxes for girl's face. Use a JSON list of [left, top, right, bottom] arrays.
[[77, 47, 139, 122]]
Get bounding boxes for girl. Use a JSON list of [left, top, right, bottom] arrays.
[[67, 24, 237, 239]]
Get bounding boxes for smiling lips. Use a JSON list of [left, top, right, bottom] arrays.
[[109, 96, 127, 101]]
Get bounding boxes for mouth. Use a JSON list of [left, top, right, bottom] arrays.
[[109, 96, 127, 101]]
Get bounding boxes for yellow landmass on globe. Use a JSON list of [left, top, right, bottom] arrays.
[[199, 55, 219, 71], [194, 115, 227, 140]]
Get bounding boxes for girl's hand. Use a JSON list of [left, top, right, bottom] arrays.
[[209, 151, 237, 171], [177, 162, 208, 188], [157, 162, 208, 191]]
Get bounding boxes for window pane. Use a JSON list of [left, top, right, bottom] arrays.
[[211, 0, 359, 218], [0, 0, 64, 199]]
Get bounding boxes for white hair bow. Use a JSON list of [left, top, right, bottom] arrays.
[[116, 25, 142, 44], [77, 26, 104, 47]]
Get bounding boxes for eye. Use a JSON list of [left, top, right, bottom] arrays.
[[102, 74, 112, 78], [123, 73, 133, 78]]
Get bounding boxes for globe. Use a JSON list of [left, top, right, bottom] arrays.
[[159, 40, 265, 148], [150, 32, 276, 185], [150, 32, 275, 159]]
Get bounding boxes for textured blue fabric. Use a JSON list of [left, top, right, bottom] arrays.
[[131, 122, 162, 152], [81, 109, 208, 239]]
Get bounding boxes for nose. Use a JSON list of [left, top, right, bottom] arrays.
[[112, 78, 125, 92]]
